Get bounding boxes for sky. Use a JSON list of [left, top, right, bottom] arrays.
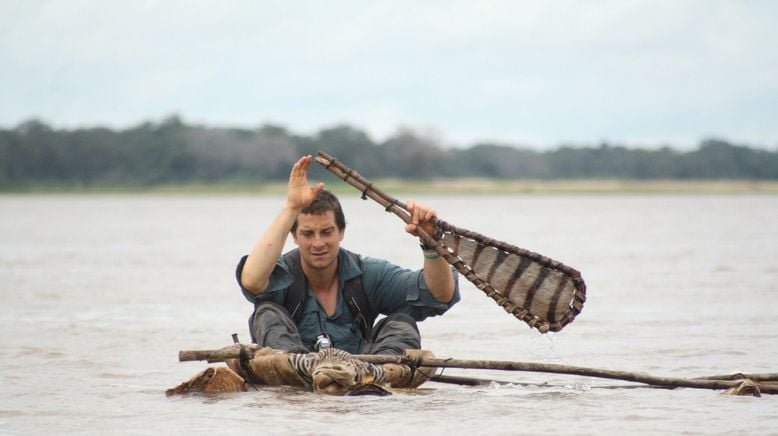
[[1, 0, 777, 149]]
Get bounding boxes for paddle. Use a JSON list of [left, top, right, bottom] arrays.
[[314, 151, 586, 333]]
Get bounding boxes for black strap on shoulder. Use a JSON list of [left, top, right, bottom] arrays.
[[282, 249, 307, 325], [342, 254, 375, 340], [280, 249, 374, 340]]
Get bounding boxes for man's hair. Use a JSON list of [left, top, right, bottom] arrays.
[[290, 190, 346, 234]]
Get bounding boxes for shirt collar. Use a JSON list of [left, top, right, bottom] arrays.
[[337, 248, 362, 285]]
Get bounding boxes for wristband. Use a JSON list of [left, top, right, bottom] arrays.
[[420, 244, 441, 260]]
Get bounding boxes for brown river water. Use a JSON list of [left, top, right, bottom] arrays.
[[1, 194, 776, 435]]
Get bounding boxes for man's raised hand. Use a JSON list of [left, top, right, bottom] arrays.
[[287, 155, 324, 210]]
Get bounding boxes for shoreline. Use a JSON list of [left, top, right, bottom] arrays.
[[3, 179, 778, 195]]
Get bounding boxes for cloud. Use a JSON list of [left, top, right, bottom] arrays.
[[1, 0, 777, 148]]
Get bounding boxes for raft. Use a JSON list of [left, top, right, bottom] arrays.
[[167, 346, 436, 396], [169, 343, 778, 397]]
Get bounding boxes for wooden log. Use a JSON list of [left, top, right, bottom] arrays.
[[166, 367, 247, 396], [352, 355, 778, 395], [431, 374, 534, 387], [429, 374, 674, 390], [695, 372, 778, 382], [179, 344, 260, 363]]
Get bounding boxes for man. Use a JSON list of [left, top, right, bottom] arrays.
[[236, 155, 460, 356]]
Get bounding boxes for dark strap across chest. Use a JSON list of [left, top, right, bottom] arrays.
[[282, 249, 375, 340]]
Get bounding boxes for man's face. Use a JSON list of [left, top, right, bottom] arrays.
[[292, 210, 344, 271]]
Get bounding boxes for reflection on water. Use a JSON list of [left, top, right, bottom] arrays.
[[1, 194, 777, 434]]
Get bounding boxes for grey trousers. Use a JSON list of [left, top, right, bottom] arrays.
[[249, 302, 421, 356]]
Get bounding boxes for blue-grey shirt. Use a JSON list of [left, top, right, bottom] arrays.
[[237, 249, 460, 353]]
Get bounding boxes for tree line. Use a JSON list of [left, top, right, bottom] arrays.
[[2, 116, 777, 189]]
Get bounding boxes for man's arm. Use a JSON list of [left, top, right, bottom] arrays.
[[405, 200, 456, 303], [241, 155, 323, 294]]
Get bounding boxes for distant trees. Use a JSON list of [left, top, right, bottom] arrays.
[[184, 123, 298, 181], [454, 144, 548, 178], [379, 129, 454, 179], [1, 118, 777, 189]]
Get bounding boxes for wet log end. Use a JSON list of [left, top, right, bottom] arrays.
[[721, 379, 761, 397]]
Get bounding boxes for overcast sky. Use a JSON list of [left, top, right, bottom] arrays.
[[1, 0, 776, 149]]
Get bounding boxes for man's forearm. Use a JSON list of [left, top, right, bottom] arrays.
[[422, 255, 456, 303], [241, 204, 300, 294]]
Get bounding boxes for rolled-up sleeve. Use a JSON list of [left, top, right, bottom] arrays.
[[235, 255, 291, 305], [361, 257, 460, 321]]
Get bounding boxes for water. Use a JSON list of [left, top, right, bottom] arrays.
[[1, 194, 776, 435]]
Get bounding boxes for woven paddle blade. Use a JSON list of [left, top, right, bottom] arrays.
[[440, 230, 586, 333]]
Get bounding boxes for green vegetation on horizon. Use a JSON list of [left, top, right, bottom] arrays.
[[2, 117, 778, 192], [7, 178, 778, 195]]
